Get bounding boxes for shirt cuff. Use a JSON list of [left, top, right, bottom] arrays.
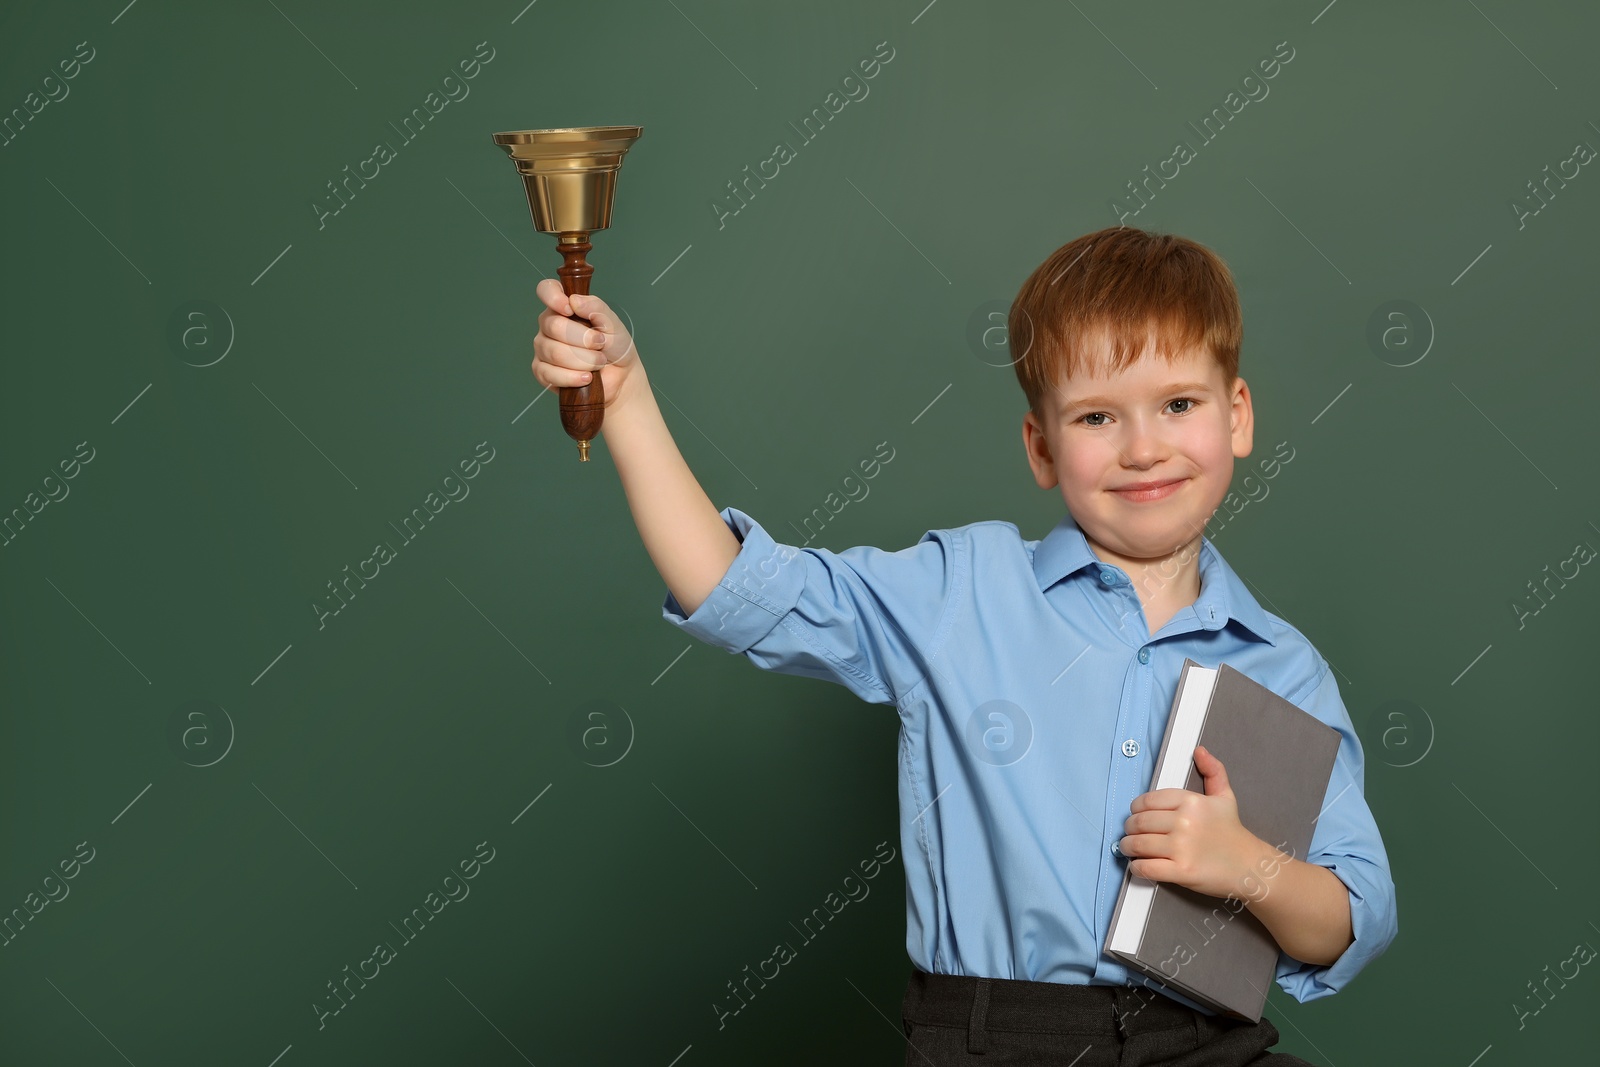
[[660, 507, 808, 654], [1273, 855, 1397, 1002]]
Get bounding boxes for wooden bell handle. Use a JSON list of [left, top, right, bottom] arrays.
[[557, 233, 602, 462]]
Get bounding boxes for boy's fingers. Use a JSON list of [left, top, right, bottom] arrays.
[[534, 359, 593, 389], [538, 291, 631, 367], [535, 331, 609, 373], [570, 294, 636, 361], [570, 292, 613, 329], [536, 278, 571, 316], [542, 313, 606, 355]]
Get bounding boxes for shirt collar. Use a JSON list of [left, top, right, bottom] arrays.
[[1031, 511, 1278, 646]]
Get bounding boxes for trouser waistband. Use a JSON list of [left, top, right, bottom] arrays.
[[901, 968, 1199, 1043]]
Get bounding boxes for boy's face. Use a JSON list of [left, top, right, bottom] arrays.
[[1021, 336, 1253, 573]]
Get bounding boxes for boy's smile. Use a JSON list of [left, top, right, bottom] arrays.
[[1022, 335, 1254, 623], [1108, 477, 1188, 503]]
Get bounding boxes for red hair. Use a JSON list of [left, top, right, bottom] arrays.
[[1008, 226, 1242, 420]]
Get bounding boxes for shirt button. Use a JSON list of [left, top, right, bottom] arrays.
[[1121, 738, 1140, 757], [1111, 840, 1123, 858], [1137, 647, 1150, 664], [1100, 570, 1115, 584]]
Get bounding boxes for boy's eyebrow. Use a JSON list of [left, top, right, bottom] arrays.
[[1059, 381, 1215, 414]]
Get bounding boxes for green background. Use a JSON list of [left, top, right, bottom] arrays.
[[2, 1, 1595, 1063]]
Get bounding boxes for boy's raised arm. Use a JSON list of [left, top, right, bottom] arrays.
[[601, 363, 741, 616], [529, 281, 739, 615]]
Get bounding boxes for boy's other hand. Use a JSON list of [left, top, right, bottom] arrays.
[[1119, 744, 1272, 901], [532, 278, 642, 410]]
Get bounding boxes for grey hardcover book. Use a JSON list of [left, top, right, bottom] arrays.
[[1103, 657, 1340, 1022]]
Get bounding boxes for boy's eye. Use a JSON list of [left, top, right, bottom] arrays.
[[1075, 398, 1197, 427]]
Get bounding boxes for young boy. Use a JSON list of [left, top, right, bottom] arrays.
[[530, 226, 1397, 1066]]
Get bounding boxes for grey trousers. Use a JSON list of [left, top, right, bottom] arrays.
[[900, 969, 1317, 1066]]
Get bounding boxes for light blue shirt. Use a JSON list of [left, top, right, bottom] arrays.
[[662, 506, 1398, 1012]]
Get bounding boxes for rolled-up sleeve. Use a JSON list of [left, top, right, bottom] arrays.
[[660, 507, 958, 706], [1273, 662, 1400, 1001]]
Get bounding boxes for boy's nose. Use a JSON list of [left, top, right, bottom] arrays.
[[1119, 421, 1169, 462]]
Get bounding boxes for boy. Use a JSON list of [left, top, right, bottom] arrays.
[[530, 226, 1397, 1065]]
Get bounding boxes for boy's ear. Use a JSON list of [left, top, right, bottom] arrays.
[[1022, 410, 1060, 490], [1230, 376, 1255, 458]]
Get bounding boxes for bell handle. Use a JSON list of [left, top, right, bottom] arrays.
[[556, 233, 602, 461]]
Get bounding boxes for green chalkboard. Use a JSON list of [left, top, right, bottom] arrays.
[[3, 1, 1596, 1063]]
